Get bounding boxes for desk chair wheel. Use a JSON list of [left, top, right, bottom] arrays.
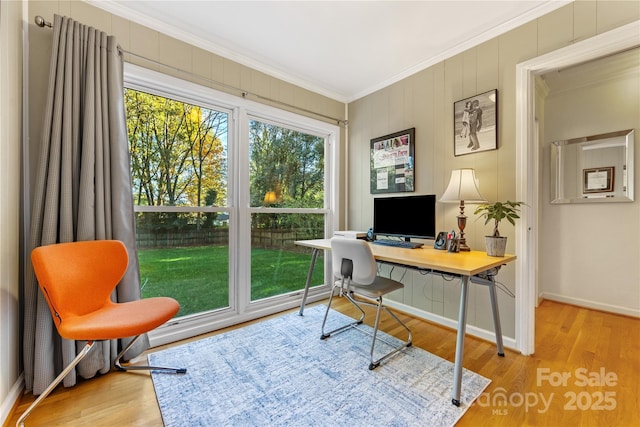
[[369, 362, 380, 370]]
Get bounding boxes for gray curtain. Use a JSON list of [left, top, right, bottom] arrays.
[[23, 15, 148, 395]]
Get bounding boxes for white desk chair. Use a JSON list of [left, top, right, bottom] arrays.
[[321, 237, 412, 369]]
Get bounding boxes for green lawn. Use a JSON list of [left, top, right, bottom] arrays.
[[138, 245, 324, 317]]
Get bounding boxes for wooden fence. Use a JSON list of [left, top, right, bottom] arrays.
[[136, 227, 322, 251]]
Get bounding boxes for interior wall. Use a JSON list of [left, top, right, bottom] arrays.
[[0, 0, 24, 420], [539, 54, 640, 316], [346, 1, 640, 341]]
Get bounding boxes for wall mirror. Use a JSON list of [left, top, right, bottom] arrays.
[[550, 129, 634, 204]]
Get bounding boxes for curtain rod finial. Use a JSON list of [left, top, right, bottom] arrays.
[[34, 16, 52, 28]]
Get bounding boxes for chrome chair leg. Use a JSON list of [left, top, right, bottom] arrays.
[[321, 285, 412, 370], [114, 335, 186, 374], [321, 280, 365, 339], [16, 341, 95, 427], [368, 296, 412, 370], [16, 336, 185, 427]]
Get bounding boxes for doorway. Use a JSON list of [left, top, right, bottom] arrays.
[[515, 20, 640, 356]]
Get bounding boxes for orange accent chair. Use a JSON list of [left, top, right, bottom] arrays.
[[18, 240, 185, 426]]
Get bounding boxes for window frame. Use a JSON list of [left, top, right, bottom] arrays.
[[123, 63, 339, 346], [244, 114, 332, 308]]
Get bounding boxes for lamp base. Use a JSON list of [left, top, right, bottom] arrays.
[[456, 208, 470, 251]]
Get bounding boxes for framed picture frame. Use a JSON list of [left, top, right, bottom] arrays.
[[583, 167, 615, 193], [453, 89, 498, 156], [370, 128, 415, 194]]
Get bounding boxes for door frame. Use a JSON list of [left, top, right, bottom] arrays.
[[515, 20, 640, 355]]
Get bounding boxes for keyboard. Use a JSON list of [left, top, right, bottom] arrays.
[[372, 239, 423, 249]]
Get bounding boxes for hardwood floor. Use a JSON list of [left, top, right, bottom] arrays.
[[7, 299, 640, 426]]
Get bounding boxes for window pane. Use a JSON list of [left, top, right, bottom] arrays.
[[136, 211, 230, 316], [126, 88, 230, 317], [249, 120, 324, 208], [250, 213, 324, 301], [125, 89, 228, 207]]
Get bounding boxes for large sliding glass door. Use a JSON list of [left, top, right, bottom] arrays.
[[124, 64, 338, 345]]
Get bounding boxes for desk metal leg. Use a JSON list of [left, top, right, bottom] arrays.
[[298, 247, 319, 316], [470, 274, 505, 356], [452, 276, 469, 407], [488, 279, 505, 357]]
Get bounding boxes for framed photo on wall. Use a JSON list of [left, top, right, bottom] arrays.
[[583, 166, 615, 193], [453, 89, 498, 156], [370, 128, 415, 194]]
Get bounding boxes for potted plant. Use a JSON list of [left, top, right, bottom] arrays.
[[474, 200, 524, 256]]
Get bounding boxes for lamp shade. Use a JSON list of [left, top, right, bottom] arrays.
[[440, 168, 487, 203]]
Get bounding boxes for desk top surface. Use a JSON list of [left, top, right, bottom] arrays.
[[295, 238, 516, 276]]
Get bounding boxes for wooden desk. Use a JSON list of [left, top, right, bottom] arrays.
[[295, 238, 517, 406]]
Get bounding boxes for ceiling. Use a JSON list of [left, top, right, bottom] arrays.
[[93, 1, 570, 102]]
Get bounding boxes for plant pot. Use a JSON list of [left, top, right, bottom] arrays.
[[485, 236, 507, 257]]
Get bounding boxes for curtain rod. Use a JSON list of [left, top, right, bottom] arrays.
[[34, 15, 347, 126]]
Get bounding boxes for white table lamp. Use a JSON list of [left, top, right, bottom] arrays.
[[439, 168, 487, 251]]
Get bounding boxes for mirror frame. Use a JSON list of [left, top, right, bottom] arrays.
[[550, 129, 634, 204]]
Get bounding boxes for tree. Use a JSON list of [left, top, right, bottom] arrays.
[[185, 108, 227, 208], [125, 89, 228, 210], [248, 120, 324, 230], [248, 121, 324, 208]]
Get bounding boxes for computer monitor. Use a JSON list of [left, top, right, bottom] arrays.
[[373, 194, 436, 241]]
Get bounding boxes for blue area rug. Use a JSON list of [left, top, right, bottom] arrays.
[[150, 305, 490, 426]]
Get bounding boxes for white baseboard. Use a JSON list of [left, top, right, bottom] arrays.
[[385, 300, 518, 352], [1, 374, 24, 426], [540, 292, 640, 318]]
